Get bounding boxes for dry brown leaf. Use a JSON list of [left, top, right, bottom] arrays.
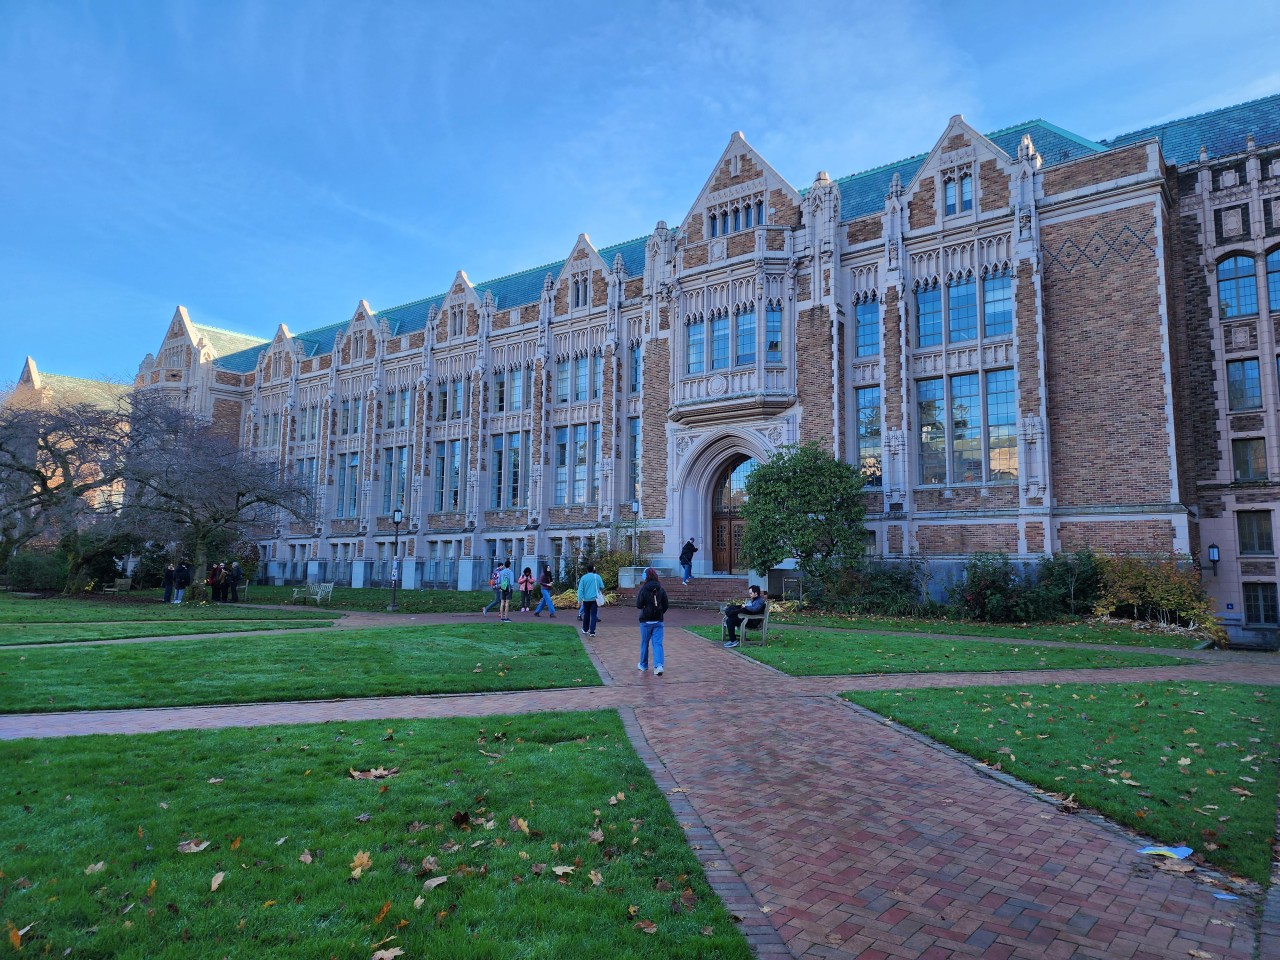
[[588, 829, 604, 844], [422, 876, 449, 892], [84, 861, 105, 875], [211, 871, 224, 892], [374, 900, 392, 924], [634, 919, 657, 934], [552, 865, 574, 876], [230, 837, 241, 851], [350, 767, 400, 780], [413, 895, 425, 910], [516, 817, 530, 835], [350, 850, 373, 879], [207, 777, 223, 784], [372, 948, 404, 960], [298, 850, 313, 865], [176, 839, 209, 854], [588, 869, 603, 886], [146, 879, 156, 897]]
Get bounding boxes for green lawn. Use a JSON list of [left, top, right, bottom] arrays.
[[771, 612, 1206, 649], [692, 626, 1193, 676], [0, 711, 751, 959], [234, 585, 495, 614], [0, 593, 330, 624], [0, 619, 334, 646], [1, 624, 598, 713], [845, 682, 1278, 885]]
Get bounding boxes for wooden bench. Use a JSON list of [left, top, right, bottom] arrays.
[[291, 581, 335, 606], [720, 605, 770, 647], [102, 577, 131, 595]]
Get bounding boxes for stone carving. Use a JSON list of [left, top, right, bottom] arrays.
[[707, 375, 728, 397]]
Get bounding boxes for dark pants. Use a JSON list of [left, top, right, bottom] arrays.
[[581, 600, 599, 635], [229, 583, 239, 602], [725, 605, 760, 641], [163, 584, 173, 603]]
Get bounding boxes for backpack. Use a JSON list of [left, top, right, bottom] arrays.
[[641, 585, 662, 620], [499, 569, 513, 590], [490, 569, 500, 588]]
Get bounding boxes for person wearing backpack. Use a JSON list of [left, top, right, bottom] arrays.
[[532, 565, 557, 618], [497, 560, 515, 622], [482, 559, 504, 616], [576, 564, 605, 637], [634, 567, 669, 676]]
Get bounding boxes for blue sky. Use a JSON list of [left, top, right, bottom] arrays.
[[5, 0, 1280, 383]]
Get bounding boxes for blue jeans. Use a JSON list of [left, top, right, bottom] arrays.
[[483, 588, 501, 613], [581, 600, 599, 634], [639, 620, 664, 669], [680, 562, 692, 583], [534, 587, 556, 614]]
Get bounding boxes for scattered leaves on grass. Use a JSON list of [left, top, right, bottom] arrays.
[[176, 839, 209, 854], [633, 919, 657, 934], [350, 850, 372, 879], [422, 876, 448, 892], [552, 865, 574, 876]]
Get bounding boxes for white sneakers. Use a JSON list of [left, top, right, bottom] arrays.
[[654, 666, 664, 676]]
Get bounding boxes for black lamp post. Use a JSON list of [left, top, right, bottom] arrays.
[[1207, 543, 1219, 576], [387, 507, 404, 611]]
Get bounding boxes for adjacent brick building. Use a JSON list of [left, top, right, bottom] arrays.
[[23, 94, 1280, 637]]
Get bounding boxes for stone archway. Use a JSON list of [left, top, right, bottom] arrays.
[[672, 432, 773, 576]]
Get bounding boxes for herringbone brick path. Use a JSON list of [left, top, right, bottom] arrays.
[[4, 605, 1277, 958]]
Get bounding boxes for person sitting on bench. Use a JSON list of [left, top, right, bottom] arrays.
[[723, 585, 767, 648]]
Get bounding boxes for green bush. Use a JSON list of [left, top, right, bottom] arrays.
[[1029, 549, 1102, 617], [7, 551, 69, 591], [953, 553, 1022, 622], [811, 560, 941, 617], [1094, 553, 1225, 645]]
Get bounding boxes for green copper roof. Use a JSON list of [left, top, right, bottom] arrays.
[[191, 323, 268, 358]]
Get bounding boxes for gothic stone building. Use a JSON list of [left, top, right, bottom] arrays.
[[38, 94, 1280, 637]]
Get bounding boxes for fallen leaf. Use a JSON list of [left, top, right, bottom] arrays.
[[211, 872, 224, 892], [298, 850, 313, 864], [84, 861, 105, 875], [207, 778, 223, 784], [589, 869, 603, 886], [413, 895, 425, 910], [552, 865, 574, 876], [230, 837, 241, 851], [176, 839, 210, 854], [588, 829, 604, 844], [634, 919, 657, 934], [372, 949, 404, 960], [1230, 787, 1253, 798], [146, 879, 156, 897], [374, 901, 391, 924], [350, 767, 400, 780], [350, 850, 372, 879], [275, 836, 288, 846], [516, 817, 529, 835], [422, 876, 449, 892], [263, 899, 276, 907]]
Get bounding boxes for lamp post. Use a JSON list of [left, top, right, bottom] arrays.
[[387, 507, 404, 611], [1207, 543, 1219, 577], [630, 500, 640, 567]]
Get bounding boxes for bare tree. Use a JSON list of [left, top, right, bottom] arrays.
[[119, 396, 314, 581], [0, 385, 132, 568]]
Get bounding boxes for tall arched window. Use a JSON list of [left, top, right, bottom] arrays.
[[1218, 255, 1259, 317]]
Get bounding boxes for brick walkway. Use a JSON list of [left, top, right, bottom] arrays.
[[4, 606, 1278, 959]]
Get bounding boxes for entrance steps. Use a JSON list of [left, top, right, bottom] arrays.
[[615, 574, 749, 609]]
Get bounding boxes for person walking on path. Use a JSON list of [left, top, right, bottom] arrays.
[[723, 584, 767, 648], [635, 567, 669, 676], [517, 566, 535, 612], [482, 559, 504, 615], [173, 563, 191, 605], [532, 565, 557, 617], [678, 538, 697, 585], [161, 563, 175, 604], [576, 564, 605, 637], [498, 560, 514, 622], [227, 562, 243, 602]]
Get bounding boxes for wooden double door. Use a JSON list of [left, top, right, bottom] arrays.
[[710, 457, 757, 574]]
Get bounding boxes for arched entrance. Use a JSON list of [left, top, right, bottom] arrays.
[[711, 456, 757, 573]]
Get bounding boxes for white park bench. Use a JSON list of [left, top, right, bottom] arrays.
[[291, 581, 335, 606]]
